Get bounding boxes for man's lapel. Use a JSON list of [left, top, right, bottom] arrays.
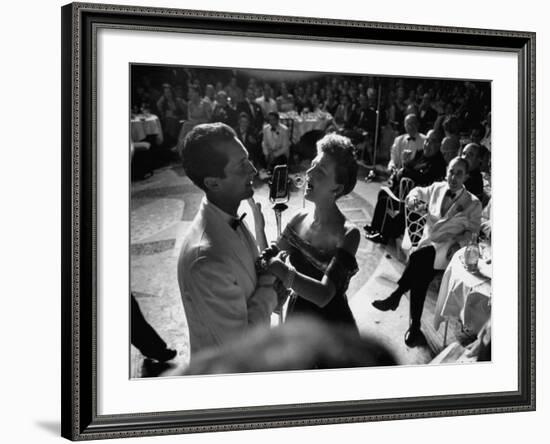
[[203, 202, 257, 285], [437, 187, 468, 225], [436, 184, 449, 218]]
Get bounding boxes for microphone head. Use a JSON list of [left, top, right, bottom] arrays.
[[269, 164, 290, 204]]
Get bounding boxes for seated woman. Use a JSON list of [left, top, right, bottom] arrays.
[[263, 134, 361, 332], [371, 157, 482, 347]]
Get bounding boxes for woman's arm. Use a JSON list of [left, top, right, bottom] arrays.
[[267, 227, 360, 308]]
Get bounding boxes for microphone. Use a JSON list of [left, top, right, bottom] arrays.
[[269, 164, 290, 204]]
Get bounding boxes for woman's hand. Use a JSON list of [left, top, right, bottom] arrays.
[[265, 250, 290, 281], [260, 242, 280, 262]]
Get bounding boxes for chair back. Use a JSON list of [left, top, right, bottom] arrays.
[[403, 204, 428, 250], [380, 177, 415, 238], [398, 177, 415, 201]]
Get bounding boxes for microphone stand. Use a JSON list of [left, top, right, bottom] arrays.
[[269, 172, 290, 325]]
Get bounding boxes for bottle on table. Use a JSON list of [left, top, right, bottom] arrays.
[[464, 233, 480, 272]]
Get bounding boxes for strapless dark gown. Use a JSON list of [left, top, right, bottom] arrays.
[[282, 225, 359, 332]]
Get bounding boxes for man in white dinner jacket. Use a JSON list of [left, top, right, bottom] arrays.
[[177, 122, 277, 360], [387, 113, 426, 172], [261, 111, 290, 172], [372, 157, 482, 347]]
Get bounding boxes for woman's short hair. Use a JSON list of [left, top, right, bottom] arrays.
[[181, 122, 236, 191], [317, 133, 358, 197]]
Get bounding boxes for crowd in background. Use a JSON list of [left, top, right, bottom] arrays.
[[131, 66, 491, 174]]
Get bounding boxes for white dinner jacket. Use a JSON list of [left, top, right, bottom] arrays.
[[177, 198, 276, 358], [388, 132, 426, 170], [406, 181, 482, 269]]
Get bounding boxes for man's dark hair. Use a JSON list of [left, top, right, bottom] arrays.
[[464, 142, 482, 158], [188, 84, 201, 96], [267, 111, 279, 122], [181, 123, 237, 191], [427, 128, 443, 143], [470, 122, 486, 137], [317, 133, 358, 197], [442, 115, 459, 135]]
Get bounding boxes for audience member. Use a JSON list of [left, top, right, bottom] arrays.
[[255, 84, 278, 118], [461, 142, 487, 203], [224, 76, 243, 106], [236, 87, 264, 132], [176, 85, 211, 151], [276, 82, 295, 112], [387, 114, 426, 172], [372, 157, 482, 347], [364, 129, 446, 243], [236, 113, 263, 170], [211, 90, 238, 127], [155, 83, 186, 146], [322, 89, 339, 115], [440, 115, 461, 164], [418, 93, 438, 133], [202, 83, 217, 112], [333, 94, 356, 130], [261, 111, 290, 172], [131, 293, 177, 362]]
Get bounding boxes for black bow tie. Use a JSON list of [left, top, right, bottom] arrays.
[[407, 136, 416, 142], [270, 127, 278, 133], [230, 213, 247, 230], [445, 190, 456, 199]]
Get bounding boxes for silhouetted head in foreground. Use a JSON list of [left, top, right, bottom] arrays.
[[165, 316, 397, 376]]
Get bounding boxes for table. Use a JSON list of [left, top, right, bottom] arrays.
[[433, 246, 492, 338], [279, 111, 333, 144], [131, 113, 163, 144]]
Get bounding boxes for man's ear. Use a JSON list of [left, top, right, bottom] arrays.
[[203, 176, 220, 192]]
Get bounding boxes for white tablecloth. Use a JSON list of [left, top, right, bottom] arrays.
[[279, 111, 333, 144], [131, 114, 163, 143], [433, 247, 492, 335]]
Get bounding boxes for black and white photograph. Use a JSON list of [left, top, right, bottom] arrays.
[[129, 64, 493, 378]]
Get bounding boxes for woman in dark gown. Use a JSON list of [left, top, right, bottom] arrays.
[[264, 133, 360, 332]]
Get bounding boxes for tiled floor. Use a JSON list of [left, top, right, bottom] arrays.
[[130, 161, 454, 377]]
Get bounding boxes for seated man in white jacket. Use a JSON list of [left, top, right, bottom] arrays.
[[371, 157, 482, 347], [261, 112, 290, 173], [178, 122, 278, 361]]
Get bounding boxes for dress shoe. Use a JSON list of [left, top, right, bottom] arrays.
[[372, 295, 400, 311], [142, 347, 177, 362], [404, 328, 427, 347], [366, 232, 387, 244], [363, 224, 376, 235]]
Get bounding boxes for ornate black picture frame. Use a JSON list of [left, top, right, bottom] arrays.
[[61, 2, 535, 440]]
